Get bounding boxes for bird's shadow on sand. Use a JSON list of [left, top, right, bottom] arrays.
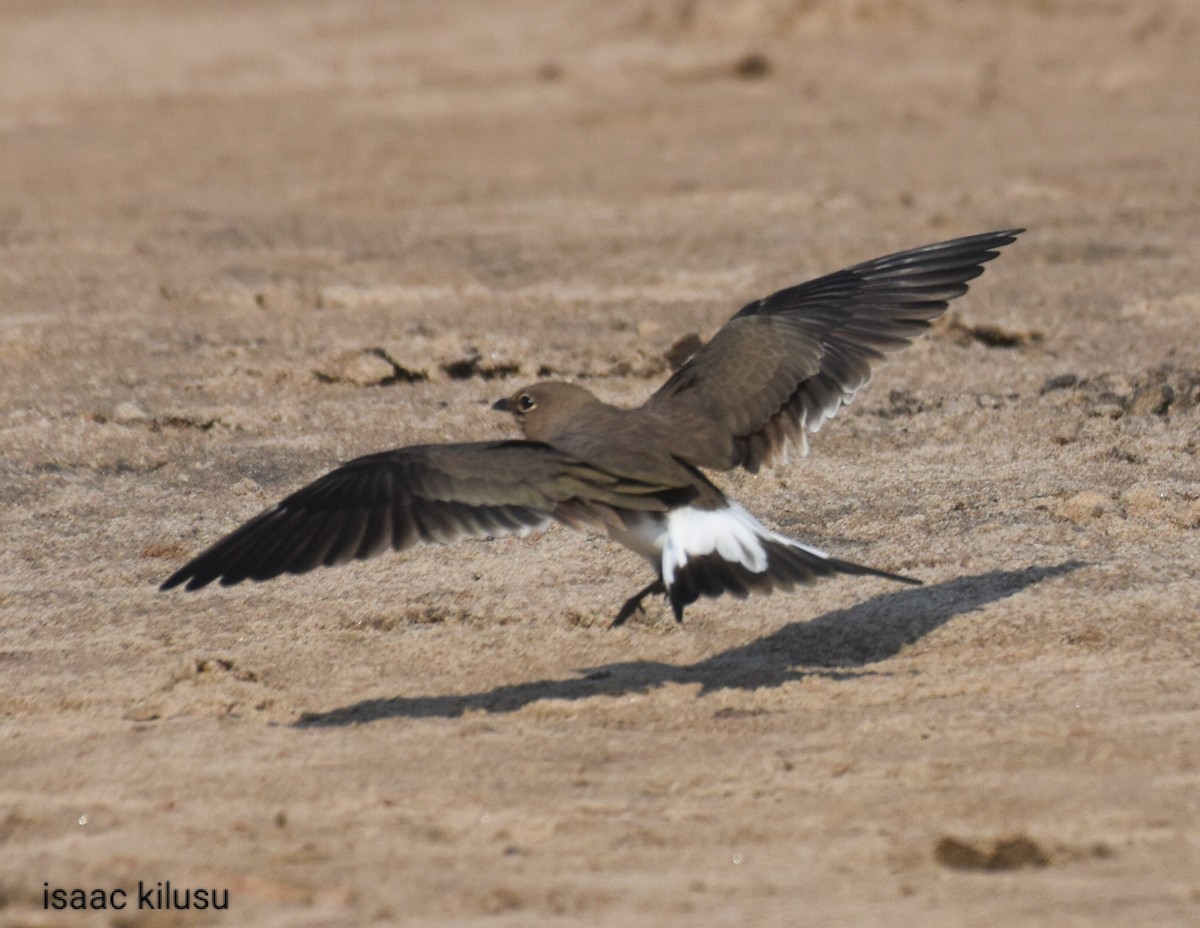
[[294, 561, 1084, 727]]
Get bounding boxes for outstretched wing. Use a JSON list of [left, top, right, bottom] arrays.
[[160, 440, 669, 591], [645, 229, 1023, 472]]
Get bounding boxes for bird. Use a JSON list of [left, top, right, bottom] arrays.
[[161, 229, 1023, 624]]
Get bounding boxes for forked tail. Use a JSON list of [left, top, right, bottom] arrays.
[[661, 503, 920, 621]]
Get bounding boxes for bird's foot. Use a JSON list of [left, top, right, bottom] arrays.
[[611, 579, 666, 628]]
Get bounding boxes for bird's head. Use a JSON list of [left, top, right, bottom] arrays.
[[492, 381, 604, 443]]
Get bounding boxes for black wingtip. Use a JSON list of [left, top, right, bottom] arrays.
[[960, 227, 1024, 243], [988, 228, 1025, 249], [921, 228, 1025, 262], [897, 227, 1025, 262], [975, 228, 1025, 256]]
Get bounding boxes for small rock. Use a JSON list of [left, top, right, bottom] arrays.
[[314, 348, 423, 387], [112, 401, 151, 424], [140, 541, 189, 560], [1040, 373, 1078, 395], [663, 332, 704, 370], [935, 835, 1050, 871], [1120, 481, 1200, 528], [1127, 381, 1174, 416], [879, 388, 930, 418], [1175, 500, 1200, 530], [1119, 482, 1167, 517], [1056, 491, 1110, 522], [481, 888, 522, 914], [733, 52, 771, 79], [441, 350, 521, 381], [942, 313, 1043, 348], [1090, 393, 1127, 419], [230, 477, 263, 498]]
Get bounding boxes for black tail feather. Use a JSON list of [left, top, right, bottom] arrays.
[[666, 536, 919, 621]]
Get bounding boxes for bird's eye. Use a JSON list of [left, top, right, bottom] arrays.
[[516, 394, 536, 412]]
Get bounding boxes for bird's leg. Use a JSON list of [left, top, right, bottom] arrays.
[[670, 593, 685, 624], [611, 578, 666, 627]]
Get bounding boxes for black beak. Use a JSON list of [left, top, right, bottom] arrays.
[[492, 397, 510, 412]]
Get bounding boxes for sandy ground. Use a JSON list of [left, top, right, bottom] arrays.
[[2, 1, 1199, 925]]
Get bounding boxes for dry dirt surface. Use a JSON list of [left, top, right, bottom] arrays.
[[2, 1, 1199, 925]]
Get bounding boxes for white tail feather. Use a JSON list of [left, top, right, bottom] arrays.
[[661, 503, 828, 588]]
